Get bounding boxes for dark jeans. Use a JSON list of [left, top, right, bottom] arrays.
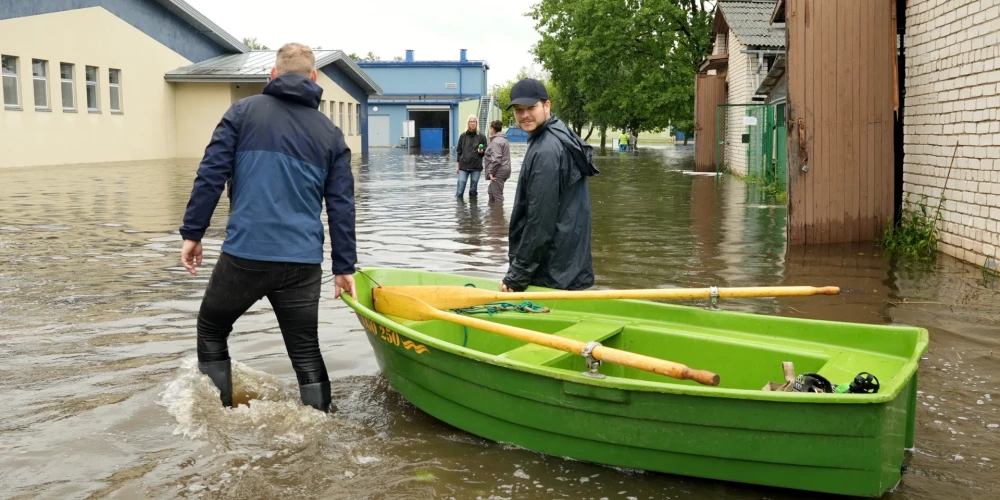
[[197, 252, 328, 386]]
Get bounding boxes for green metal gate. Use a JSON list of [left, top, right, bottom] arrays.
[[715, 103, 784, 191]]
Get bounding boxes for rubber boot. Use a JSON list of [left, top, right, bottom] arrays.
[[299, 381, 333, 413], [198, 359, 233, 408]]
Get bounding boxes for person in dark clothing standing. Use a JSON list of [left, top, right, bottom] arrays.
[[455, 115, 488, 199], [178, 43, 356, 413], [500, 79, 599, 293], [484, 120, 511, 205]]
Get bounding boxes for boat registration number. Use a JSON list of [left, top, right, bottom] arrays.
[[357, 315, 429, 355]]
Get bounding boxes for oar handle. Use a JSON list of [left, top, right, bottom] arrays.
[[593, 346, 721, 386], [447, 311, 721, 386]]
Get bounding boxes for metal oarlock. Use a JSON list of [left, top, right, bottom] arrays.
[[581, 341, 605, 379], [706, 286, 721, 310]]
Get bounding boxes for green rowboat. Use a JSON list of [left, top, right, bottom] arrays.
[[343, 268, 928, 497]]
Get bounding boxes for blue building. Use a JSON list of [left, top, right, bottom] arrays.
[[357, 49, 501, 150]]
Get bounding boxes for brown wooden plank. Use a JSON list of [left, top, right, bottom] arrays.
[[849, 0, 861, 242], [806, 0, 818, 244], [789, 0, 808, 245], [835, 0, 848, 243], [859, 0, 871, 241], [876, 0, 885, 234], [885, 0, 897, 233], [867, 0, 878, 240], [820, 0, 834, 244], [787, 0, 803, 244]]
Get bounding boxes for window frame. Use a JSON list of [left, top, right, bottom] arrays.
[[60, 62, 76, 112], [2, 55, 21, 110], [339, 102, 344, 130], [85, 65, 100, 113], [32, 58, 49, 111], [108, 68, 122, 113]]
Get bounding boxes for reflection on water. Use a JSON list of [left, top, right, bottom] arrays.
[[0, 146, 997, 499]]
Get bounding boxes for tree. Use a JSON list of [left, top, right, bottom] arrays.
[[529, 0, 712, 145], [242, 37, 269, 50], [347, 51, 382, 62]]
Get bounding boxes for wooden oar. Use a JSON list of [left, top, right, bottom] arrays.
[[375, 285, 841, 310], [373, 288, 721, 386]]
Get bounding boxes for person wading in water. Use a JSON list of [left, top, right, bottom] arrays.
[[500, 78, 599, 293], [179, 43, 356, 413], [455, 115, 488, 199], [484, 120, 511, 205]]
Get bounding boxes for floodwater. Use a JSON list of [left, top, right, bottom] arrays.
[[0, 145, 998, 500]]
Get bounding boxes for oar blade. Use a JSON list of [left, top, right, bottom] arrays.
[[379, 286, 503, 309], [373, 288, 440, 321]]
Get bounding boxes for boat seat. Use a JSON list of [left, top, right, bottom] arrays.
[[498, 320, 626, 366]]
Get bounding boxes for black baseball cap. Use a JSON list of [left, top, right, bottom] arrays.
[[507, 78, 549, 109]]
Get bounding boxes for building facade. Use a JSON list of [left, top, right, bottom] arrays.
[[1, 0, 379, 168], [696, 0, 785, 175], [903, 0, 1000, 268], [357, 50, 501, 150]]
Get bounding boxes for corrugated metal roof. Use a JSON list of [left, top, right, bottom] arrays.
[[165, 50, 383, 95], [719, 0, 786, 49], [152, 0, 248, 53]]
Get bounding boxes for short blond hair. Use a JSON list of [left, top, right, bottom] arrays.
[[275, 43, 315, 77]]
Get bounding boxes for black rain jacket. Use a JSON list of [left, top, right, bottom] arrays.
[[502, 116, 599, 292]]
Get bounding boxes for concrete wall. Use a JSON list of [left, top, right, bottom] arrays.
[[175, 72, 363, 159], [356, 64, 486, 97], [173, 82, 232, 159], [724, 33, 751, 176], [0, 7, 191, 168], [366, 104, 409, 148], [903, 0, 1000, 267], [0, 0, 231, 64], [316, 70, 362, 155]]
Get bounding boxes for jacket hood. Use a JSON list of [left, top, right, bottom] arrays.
[[263, 73, 323, 108], [543, 117, 599, 178]]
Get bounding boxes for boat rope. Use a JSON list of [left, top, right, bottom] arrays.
[[452, 301, 550, 316]]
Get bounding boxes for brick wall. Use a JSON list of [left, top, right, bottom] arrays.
[[904, 0, 1000, 267], [726, 33, 751, 176]]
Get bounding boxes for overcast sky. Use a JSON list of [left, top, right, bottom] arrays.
[[185, 0, 543, 86]]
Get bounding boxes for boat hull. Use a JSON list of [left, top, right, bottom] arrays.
[[347, 269, 926, 497]]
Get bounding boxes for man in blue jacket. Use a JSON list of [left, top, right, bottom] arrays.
[[178, 43, 356, 413]]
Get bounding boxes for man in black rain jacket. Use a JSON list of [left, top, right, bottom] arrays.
[[501, 79, 599, 292]]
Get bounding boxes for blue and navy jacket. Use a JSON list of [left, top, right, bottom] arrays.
[[179, 73, 356, 275]]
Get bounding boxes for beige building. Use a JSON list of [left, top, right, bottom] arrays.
[[903, 0, 1000, 267], [1, 0, 381, 169]]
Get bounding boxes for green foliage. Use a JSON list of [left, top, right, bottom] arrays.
[[347, 51, 382, 62], [528, 0, 712, 137], [242, 37, 269, 50], [879, 195, 942, 261]]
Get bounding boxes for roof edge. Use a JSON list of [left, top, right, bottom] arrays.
[[153, 0, 249, 53]]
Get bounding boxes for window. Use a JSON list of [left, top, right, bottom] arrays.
[[85, 66, 99, 112], [109, 68, 122, 113], [339, 102, 344, 129], [356, 104, 361, 135], [32, 59, 49, 110], [2, 55, 19, 108], [319, 100, 325, 113], [329, 102, 336, 123], [348, 104, 353, 135], [60, 63, 75, 111]]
